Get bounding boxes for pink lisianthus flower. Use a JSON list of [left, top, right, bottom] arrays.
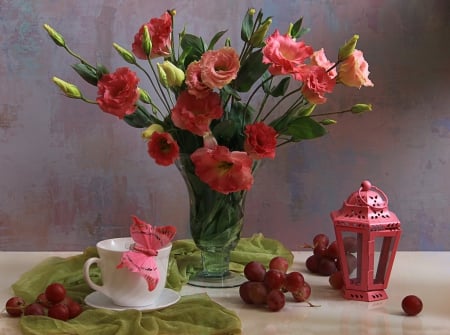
[[191, 146, 254, 194], [147, 131, 180, 166], [185, 61, 212, 99], [295, 65, 336, 104], [311, 48, 337, 79], [199, 47, 240, 89], [132, 12, 172, 59], [337, 49, 374, 88], [171, 91, 223, 136], [244, 122, 278, 160], [262, 30, 313, 75], [96, 67, 140, 118]]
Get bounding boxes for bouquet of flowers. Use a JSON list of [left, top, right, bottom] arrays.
[[43, 8, 373, 196]]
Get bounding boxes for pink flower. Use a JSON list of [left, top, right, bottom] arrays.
[[199, 47, 240, 89], [262, 30, 313, 75], [171, 91, 223, 136], [96, 67, 140, 118], [244, 122, 278, 159], [296, 65, 336, 104], [147, 131, 180, 166], [132, 12, 172, 59], [337, 49, 374, 88], [311, 48, 337, 79], [191, 146, 254, 194], [185, 61, 212, 99]]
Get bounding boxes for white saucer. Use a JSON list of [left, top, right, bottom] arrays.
[[84, 288, 180, 311]]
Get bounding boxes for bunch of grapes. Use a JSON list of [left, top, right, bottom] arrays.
[[304, 233, 358, 290], [4, 282, 83, 321], [239, 256, 315, 312]]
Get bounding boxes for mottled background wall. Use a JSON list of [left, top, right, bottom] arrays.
[[0, 0, 449, 251]]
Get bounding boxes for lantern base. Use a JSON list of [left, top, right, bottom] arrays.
[[343, 289, 388, 302]]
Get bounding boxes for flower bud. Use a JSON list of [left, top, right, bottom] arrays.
[[139, 88, 152, 104], [52, 77, 82, 99], [43, 24, 66, 47], [249, 18, 272, 46], [113, 43, 136, 64], [320, 118, 337, 125], [157, 61, 185, 88], [142, 26, 152, 56], [351, 103, 372, 114], [338, 35, 359, 61], [142, 124, 164, 139], [248, 8, 256, 16], [203, 131, 218, 149]]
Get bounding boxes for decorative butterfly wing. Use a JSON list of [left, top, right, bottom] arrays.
[[130, 215, 176, 251], [117, 250, 159, 291]]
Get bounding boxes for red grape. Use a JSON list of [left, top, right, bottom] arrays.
[[345, 253, 357, 273], [66, 300, 82, 319], [313, 233, 329, 248], [318, 257, 337, 276], [264, 269, 285, 291], [329, 271, 344, 289], [402, 295, 423, 316], [284, 271, 305, 293], [24, 303, 46, 316], [36, 292, 52, 308], [247, 281, 268, 305], [239, 281, 254, 304], [5, 296, 26, 317], [292, 282, 312, 302], [305, 254, 321, 273], [48, 303, 70, 321], [324, 240, 339, 259], [45, 283, 66, 304], [269, 256, 289, 273], [244, 261, 266, 282], [343, 236, 357, 253], [266, 289, 285, 312]]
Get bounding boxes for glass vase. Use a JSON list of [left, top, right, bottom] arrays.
[[176, 154, 248, 288]]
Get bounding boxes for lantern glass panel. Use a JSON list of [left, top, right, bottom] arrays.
[[373, 235, 395, 285], [341, 231, 363, 284]]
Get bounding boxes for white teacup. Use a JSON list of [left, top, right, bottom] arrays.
[[83, 237, 172, 307]]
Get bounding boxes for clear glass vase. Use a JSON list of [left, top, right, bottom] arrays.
[[176, 154, 248, 287]]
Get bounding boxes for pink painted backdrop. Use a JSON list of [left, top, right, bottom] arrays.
[[1, 0, 449, 251]]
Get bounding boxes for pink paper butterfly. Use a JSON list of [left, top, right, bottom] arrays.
[[117, 215, 176, 291]]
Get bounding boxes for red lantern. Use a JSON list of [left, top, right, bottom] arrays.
[[331, 180, 402, 302]]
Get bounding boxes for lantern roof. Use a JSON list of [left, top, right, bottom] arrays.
[[331, 180, 400, 230]]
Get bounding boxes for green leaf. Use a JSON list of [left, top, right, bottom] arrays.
[[208, 30, 227, 50], [240, 10, 254, 42], [123, 105, 157, 128], [290, 17, 303, 39], [212, 119, 238, 142], [95, 63, 109, 80], [221, 85, 241, 101], [234, 50, 269, 92], [270, 77, 291, 97], [180, 34, 205, 65], [71, 63, 98, 86], [261, 72, 272, 94], [284, 117, 327, 141]]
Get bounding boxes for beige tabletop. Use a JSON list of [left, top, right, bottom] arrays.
[[1, 251, 449, 334]]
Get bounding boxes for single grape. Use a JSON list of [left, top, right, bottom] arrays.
[[318, 257, 337, 276], [343, 236, 358, 253], [264, 269, 285, 291], [24, 303, 46, 316], [329, 271, 344, 289], [345, 253, 357, 274], [402, 295, 423, 316], [5, 296, 26, 317], [48, 303, 70, 321], [36, 292, 52, 308], [239, 281, 255, 304], [247, 281, 268, 305], [324, 240, 339, 259], [266, 289, 285, 312], [269, 256, 289, 273], [313, 233, 330, 248], [292, 282, 312, 302], [45, 283, 66, 304], [283, 271, 305, 293], [305, 254, 321, 273], [244, 261, 266, 282], [313, 245, 328, 257], [66, 300, 83, 319]]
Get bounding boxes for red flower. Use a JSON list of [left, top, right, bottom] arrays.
[[244, 122, 277, 159], [262, 30, 313, 76], [96, 67, 140, 118], [171, 91, 223, 136], [199, 47, 240, 89], [295, 66, 336, 104], [191, 146, 254, 194], [132, 12, 172, 59], [147, 131, 180, 166]]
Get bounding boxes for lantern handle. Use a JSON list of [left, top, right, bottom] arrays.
[[358, 180, 389, 209]]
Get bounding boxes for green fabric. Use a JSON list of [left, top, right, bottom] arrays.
[[12, 233, 293, 335], [20, 293, 241, 335]]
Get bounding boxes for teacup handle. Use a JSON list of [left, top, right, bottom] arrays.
[[83, 257, 105, 294]]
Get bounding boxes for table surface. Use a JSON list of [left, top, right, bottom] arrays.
[[1, 251, 449, 335]]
